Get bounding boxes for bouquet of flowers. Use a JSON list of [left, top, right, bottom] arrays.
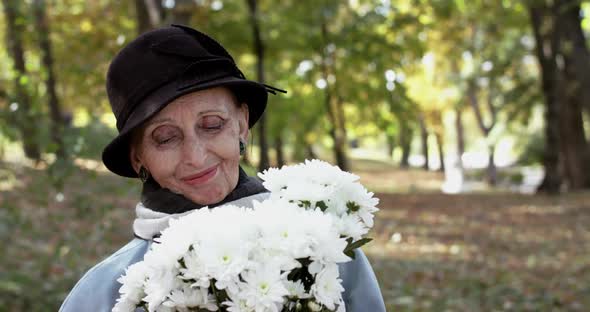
[[113, 160, 379, 312]]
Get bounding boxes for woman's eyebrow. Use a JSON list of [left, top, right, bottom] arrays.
[[198, 108, 226, 115], [146, 108, 228, 128], [146, 117, 174, 128]]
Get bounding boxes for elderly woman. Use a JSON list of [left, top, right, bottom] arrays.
[[60, 25, 385, 312]]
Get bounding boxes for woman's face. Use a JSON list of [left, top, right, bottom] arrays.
[[130, 87, 249, 205]]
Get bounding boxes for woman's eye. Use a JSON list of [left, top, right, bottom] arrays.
[[152, 127, 179, 145], [157, 137, 175, 144], [201, 116, 224, 130]]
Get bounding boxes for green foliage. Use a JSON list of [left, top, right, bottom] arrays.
[[0, 0, 547, 170], [517, 130, 545, 165], [64, 120, 118, 160], [343, 237, 372, 259]]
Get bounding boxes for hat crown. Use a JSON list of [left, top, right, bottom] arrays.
[[102, 25, 272, 178], [106, 25, 241, 131]]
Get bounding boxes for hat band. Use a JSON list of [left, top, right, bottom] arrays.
[[115, 65, 239, 131]]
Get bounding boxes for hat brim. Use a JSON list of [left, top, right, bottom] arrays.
[[102, 76, 268, 178]]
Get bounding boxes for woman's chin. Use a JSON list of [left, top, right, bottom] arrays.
[[183, 185, 226, 206]]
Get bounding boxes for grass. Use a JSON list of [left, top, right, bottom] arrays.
[[1, 157, 589, 311]]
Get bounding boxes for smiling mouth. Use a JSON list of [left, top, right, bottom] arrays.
[[181, 165, 218, 186]]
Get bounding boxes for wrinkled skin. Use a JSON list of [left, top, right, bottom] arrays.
[[130, 87, 249, 205]]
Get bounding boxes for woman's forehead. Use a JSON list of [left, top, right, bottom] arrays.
[[162, 87, 236, 115]]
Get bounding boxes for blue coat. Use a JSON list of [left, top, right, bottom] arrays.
[[60, 238, 385, 312], [60, 194, 386, 312]]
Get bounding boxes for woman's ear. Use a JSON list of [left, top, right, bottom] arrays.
[[238, 103, 249, 141], [129, 143, 143, 174]]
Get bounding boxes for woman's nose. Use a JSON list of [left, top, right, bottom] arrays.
[[181, 136, 207, 168]]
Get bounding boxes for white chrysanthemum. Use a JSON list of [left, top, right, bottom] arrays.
[[303, 209, 350, 265], [337, 300, 346, 312], [112, 297, 139, 312], [280, 182, 336, 204], [310, 263, 344, 311], [303, 159, 358, 184], [336, 182, 379, 226], [223, 296, 254, 312], [256, 166, 288, 193], [241, 263, 289, 312], [116, 261, 148, 304], [333, 214, 367, 241], [253, 200, 316, 261], [143, 265, 181, 311], [198, 233, 252, 292], [258, 159, 379, 238], [283, 280, 310, 299], [179, 248, 210, 289], [259, 160, 357, 200], [162, 285, 218, 311], [154, 305, 175, 312]]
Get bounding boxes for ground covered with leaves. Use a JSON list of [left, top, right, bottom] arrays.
[[1, 159, 589, 311], [367, 193, 590, 311]]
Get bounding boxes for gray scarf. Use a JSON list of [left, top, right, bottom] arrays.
[[141, 166, 267, 214], [134, 166, 268, 239]]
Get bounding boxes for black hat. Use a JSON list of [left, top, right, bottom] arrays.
[[102, 24, 282, 178]]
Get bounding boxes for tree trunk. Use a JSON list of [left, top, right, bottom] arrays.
[[435, 131, 445, 173], [306, 143, 317, 159], [135, 0, 154, 33], [385, 133, 395, 159], [560, 0, 590, 117], [334, 92, 349, 155], [467, 79, 500, 186], [136, 0, 164, 32], [169, 0, 195, 25], [135, 0, 151, 34], [557, 0, 590, 188], [274, 135, 285, 167], [419, 115, 429, 170], [558, 56, 590, 189], [246, 0, 269, 172], [487, 144, 497, 185], [2, 0, 41, 160], [33, 0, 67, 160], [319, 12, 348, 171], [399, 123, 411, 168], [455, 107, 465, 169], [529, 5, 562, 193]]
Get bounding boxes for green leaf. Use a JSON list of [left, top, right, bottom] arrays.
[[315, 200, 328, 211], [346, 201, 360, 213], [343, 237, 373, 259]]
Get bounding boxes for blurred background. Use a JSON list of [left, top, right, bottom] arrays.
[[1, 0, 590, 311]]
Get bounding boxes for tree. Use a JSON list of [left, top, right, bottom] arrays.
[[33, 0, 67, 160], [554, 0, 590, 189], [318, 6, 349, 171], [418, 114, 429, 170], [168, 0, 197, 25], [135, 0, 163, 34], [246, 0, 270, 171], [2, 0, 41, 160], [529, 0, 590, 191]]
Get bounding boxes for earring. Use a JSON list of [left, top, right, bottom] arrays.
[[139, 166, 150, 183], [239, 140, 246, 155]]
